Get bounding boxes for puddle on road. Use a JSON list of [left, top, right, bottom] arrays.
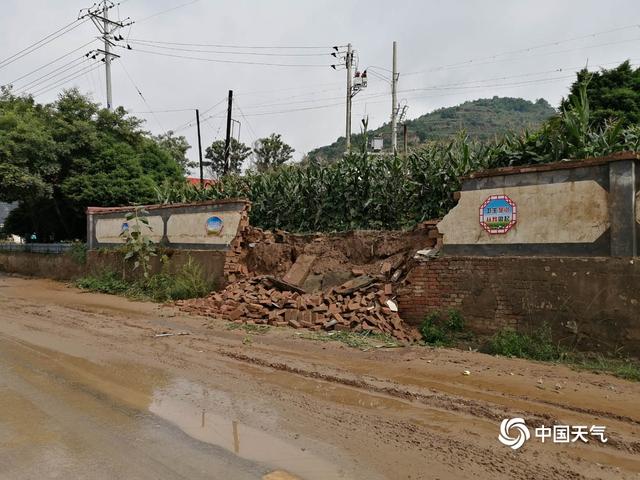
[[149, 377, 348, 480], [0, 336, 349, 479]]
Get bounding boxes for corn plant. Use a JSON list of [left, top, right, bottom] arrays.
[[154, 82, 638, 234]]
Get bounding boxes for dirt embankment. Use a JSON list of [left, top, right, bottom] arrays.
[[1, 275, 639, 480]]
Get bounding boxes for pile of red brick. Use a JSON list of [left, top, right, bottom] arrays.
[[176, 275, 421, 343]]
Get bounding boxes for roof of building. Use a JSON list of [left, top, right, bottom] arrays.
[[186, 177, 216, 187]]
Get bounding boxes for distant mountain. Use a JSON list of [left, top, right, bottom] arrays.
[[307, 96, 556, 162]]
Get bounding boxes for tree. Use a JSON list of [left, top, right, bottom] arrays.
[[154, 130, 194, 175], [0, 86, 58, 202], [204, 138, 251, 178], [252, 133, 295, 172], [0, 88, 184, 241], [561, 61, 640, 127]]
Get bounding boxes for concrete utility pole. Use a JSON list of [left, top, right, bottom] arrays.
[[85, 1, 131, 110], [223, 90, 233, 175], [391, 41, 398, 153], [345, 43, 353, 151], [103, 2, 112, 109], [196, 109, 204, 185]]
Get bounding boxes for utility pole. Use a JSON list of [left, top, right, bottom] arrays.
[[223, 90, 233, 175], [391, 41, 398, 153], [103, 2, 112, 109], [345, 43, 353, 151], [196, 109, 204, 185], [84, 1, 131, 110]]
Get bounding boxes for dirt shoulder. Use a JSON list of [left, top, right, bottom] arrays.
[[0, 274, 639, 480]]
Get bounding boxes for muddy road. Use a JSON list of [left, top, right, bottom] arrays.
[[0, 274, 638, 479]]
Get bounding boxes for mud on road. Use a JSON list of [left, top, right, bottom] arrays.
[[0, 274, 639, 480]]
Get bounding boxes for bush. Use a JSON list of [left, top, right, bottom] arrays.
[[488, 325, 640, 381], [145, 258, 210, 302], [75, 271, 131, 295], [419, 309, 466, 346], [75, 257, 212, 302], [488, 324, 560, 361], [68, 242, 87, 265]]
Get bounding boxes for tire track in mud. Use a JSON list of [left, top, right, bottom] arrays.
[[215, 348, 640, 456]]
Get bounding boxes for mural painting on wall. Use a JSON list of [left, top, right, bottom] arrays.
[[205, 216, 224, 236], [479, 195, 517, 234]]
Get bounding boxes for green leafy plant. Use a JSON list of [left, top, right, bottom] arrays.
[[419, 309, 467, 346], [488, 324, 560, 361], [68, 242, 87, 265], [75, 255, 212, 303], [75, 270, 131, 295], [120, 206, 156, 279], [487, 324, 640, 381]]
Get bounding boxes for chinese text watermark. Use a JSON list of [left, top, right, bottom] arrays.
[[498, 418, 608, 450]]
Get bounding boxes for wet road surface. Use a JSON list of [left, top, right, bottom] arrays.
[[0, 335, 275, 479], [1, 275, 640, 480]]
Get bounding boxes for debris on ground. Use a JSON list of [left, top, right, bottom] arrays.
[[177, 274, 421, 343], [154, 331, 190, 338], [177, 221, 442, 343]]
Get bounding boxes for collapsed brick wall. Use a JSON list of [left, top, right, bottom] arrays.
[[397, 256, 640, 355], [230, 221, 440, 287], [223, 205, 251, 282]]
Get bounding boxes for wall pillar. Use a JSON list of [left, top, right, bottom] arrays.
[[609, 160, 637, 257]]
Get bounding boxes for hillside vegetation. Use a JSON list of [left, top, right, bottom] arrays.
[[307, 96, 556, 162]]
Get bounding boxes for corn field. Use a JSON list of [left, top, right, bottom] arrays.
[[155, 84, 640, 233]]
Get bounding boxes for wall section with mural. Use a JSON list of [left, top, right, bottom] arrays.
[[86, 199, 250, 251], [438, 152, 639, 257]]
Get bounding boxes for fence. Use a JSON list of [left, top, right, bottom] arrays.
[[0, 243, 75, 254]]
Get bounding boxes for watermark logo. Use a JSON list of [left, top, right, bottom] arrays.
[[498, 418, 608, 449], [498, 417, 531, 450]]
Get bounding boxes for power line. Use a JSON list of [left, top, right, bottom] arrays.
[[13, 55, 89, 92], [0, 18, 89, 70], [130, 108, 196, 113], [127, 40, 333, 57], [121, 46, 334, 67], [234, 99, 259, 146], [31, 61, 103, 97], [201, 75, 575, 119], [170, 97, 227, 132], [406, 33, 640, 76], [20, 60, 105, 96], [28, 60, 104, 97], [128, 37, 341, 50], [228, 56, 637, 113], [117, 59, 164, 130], [136, 0, 200, 23], [2, 40, 97, 87]]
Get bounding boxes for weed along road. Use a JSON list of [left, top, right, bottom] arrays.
[[0, 274, 639, 480]]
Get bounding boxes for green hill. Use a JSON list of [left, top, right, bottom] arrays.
[[307, 96, 556, 162]]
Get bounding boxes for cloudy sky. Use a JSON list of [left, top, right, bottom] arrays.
[[1, 0, 639, 172]]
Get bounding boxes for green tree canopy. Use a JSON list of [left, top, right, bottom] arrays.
[[154, 130, 194, 175], [204, 138, 251, 178], [0, 88, 184, 241], [252, 133, 295, 172], [561, 60, 640, 127]]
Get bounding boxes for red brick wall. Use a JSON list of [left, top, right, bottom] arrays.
[[397, 256, 640, 355]]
